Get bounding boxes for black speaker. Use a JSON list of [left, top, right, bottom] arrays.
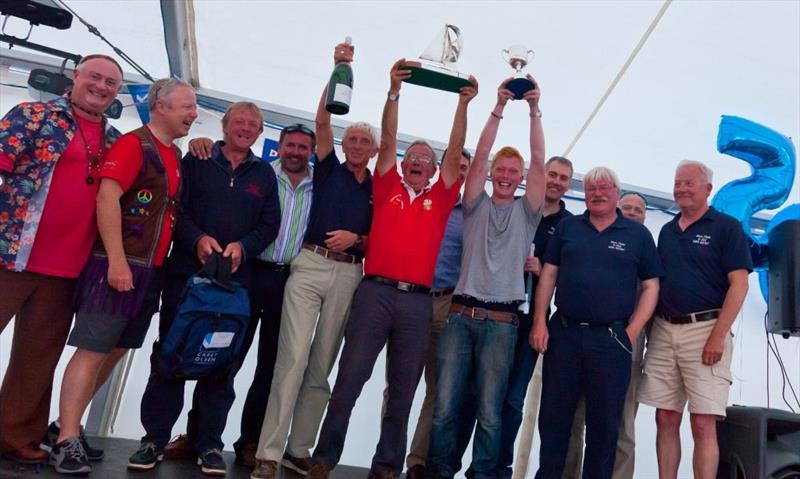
[[0, 0, 73, 30], [717, 405, 800, 479], [767, 220, 800, 337]]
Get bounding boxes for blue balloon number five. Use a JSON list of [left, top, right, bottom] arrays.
[[711, 115, 798, 302]]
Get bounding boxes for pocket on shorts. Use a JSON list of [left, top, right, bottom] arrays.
[[711, 362, 733, 385]]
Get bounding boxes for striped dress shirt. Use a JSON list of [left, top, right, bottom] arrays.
[[259, 161, 314, 264]]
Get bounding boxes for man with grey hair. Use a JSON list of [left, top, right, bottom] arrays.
[[638, 160, 750, 479], [251, 42, 379, 479], [51, 77, 197, 475], [531, 166, 662, 479], [305, 59, 478, 479]]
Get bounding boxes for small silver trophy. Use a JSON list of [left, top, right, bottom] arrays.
[[402, 24, 472, 93], [502, 44, 536, 100]]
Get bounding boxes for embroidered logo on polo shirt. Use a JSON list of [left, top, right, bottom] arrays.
[[608, 240, 626, 252], [245, 183, 264, 198], [693, 234, 711, 246], [548, 226, 556, 235], [389, 194, 404, 209], [423, 199, 432, 211]]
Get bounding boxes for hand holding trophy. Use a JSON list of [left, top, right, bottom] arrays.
[[400, 24, 473, 93]]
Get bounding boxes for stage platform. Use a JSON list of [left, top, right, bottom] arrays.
[[0, 436, 370, 478]]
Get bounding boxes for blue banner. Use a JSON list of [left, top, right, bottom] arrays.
[[126, 83, 151, 125], [261, 138, 279, 162]]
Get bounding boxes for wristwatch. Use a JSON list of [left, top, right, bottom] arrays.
[[387, 91, 400, 102], [530, 109, 543, 118], [354, 234, 364, 247]]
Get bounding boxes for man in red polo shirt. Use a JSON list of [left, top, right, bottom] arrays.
[[305, 60, 478, 479]]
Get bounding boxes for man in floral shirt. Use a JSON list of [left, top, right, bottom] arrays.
[[0, 54, 123, 464]]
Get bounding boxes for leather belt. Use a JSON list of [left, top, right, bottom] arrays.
[[365, 275, 430, 294], [303, 243, 363, 264], [662, 309, 720, 325], [259, 260, 289, 273], [430, 287, 455, 298], [559, 312, 626, 328], [449, 304, 519, 325]]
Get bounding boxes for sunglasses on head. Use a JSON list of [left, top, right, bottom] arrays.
[[283, 123, 316, 139]]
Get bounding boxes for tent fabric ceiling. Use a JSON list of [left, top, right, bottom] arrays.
[[2, 0, 797, 210]]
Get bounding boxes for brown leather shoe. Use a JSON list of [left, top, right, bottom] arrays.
[[367, 469, 396, 479], [405, 464, 425, 479], [163, 434, 194, 460], [237, 443, 257, 467], [250, 459, 277, 479], [306, 463, 331, 479], [2, 445, 49, 464], [282, 452, 312, 475]]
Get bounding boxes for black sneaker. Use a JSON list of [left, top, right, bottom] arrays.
[[197, 449, 227, 476], [49, 436, 91, 475], [44, 422, 105, 462], [127, 442, 163, 471]]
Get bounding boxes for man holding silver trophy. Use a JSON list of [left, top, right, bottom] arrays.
[[306, 54, 478, 479], [425, 76, 545, 479]]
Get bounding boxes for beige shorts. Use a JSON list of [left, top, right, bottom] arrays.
[[638, 316, 733, 417]]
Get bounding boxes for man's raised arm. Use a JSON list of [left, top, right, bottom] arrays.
[[524, 76, 545, 212], [464, 79, 511, 204], [440, 76, 479, 189], [376, 59, 410, 176]]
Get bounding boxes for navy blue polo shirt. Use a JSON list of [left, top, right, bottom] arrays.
[[657, 206, 752, 316], [543, 209, 663, 324], [304, 150, 372, 256]]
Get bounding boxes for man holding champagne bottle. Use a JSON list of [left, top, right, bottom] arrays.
[[250, 41, 378, 479]]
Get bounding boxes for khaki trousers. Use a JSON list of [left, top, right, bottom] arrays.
[[255, 249, 363, 461], [0, 270, 75, 452], [612, 362, 642, 479]]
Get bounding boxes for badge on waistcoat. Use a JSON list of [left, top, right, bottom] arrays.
[[423, 199, 432, 211]]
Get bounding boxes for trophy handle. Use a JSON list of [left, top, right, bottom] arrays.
[[526, 49, 535, 63], [501, 49, 511, 64]]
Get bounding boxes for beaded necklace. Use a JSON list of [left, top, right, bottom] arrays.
[[71, 106, 106, 185]]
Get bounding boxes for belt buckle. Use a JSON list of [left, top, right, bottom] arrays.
[[397, 281, 412, 292]]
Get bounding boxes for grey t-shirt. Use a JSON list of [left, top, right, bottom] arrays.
[[454, 191, 542, 303]]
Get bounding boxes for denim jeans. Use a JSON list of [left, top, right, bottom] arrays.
[[427, 312, 518, 479], [535, 312, 632, 479], [494, 312, 539, 478]]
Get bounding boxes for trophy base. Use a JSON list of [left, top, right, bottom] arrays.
[[507, 77, 536, 100], [401, 60, 472, 93]]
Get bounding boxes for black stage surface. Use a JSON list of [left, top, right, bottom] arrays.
[[0, 437, 370, 478]]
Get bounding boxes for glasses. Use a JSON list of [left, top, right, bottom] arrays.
[[584, 184, 616, 194], [282, 123, 316, 139], [406, 153, 433, 164]]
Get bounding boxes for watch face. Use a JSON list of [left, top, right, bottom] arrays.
[[388, 92, 399, 101]]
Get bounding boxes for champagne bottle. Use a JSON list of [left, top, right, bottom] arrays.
[[325, 36, 353, 115]]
